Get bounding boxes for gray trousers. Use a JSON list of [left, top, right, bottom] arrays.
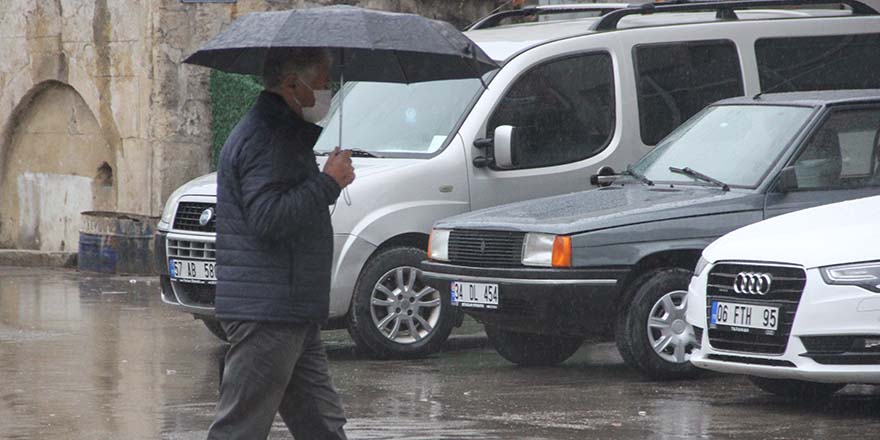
[[207, 321, 348, 440]]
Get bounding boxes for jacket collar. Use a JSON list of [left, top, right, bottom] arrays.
[[253, 91, 322, 144]]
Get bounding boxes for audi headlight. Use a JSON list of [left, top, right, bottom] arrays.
[[428, 229, 450, 262], [522, 233, 571, 268], [694, 256, 711, 277], [820, 261, 880, 293]]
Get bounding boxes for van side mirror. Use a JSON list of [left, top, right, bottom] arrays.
[[776, 166, 799, 193], [493, 125, 518, 169], [590, 166, 617, 187]]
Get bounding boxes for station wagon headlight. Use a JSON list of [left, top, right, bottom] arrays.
[[522, 233, 572, 268], [820, 261, 880, 293], [428, 229, 450, 262]]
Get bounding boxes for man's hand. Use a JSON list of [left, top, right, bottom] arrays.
[[323, 147, 355, 189]]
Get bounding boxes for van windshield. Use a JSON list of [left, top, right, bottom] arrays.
[[315, 78, 485, 156], [631, 104, 815, 188]]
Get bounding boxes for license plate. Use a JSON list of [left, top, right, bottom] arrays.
[[711, 301, 778, 331], [450, 281, 499, 309], [169, 259, 217, 284]]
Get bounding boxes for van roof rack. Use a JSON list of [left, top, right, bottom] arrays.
[[591, 0, 878, 31], [468, 3, 633, 30]]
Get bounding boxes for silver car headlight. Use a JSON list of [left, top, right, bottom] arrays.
[[693, 256, 711, 278], [428, 229, 450, 262], [522, 233, 571, 268], [158, 198, 176, 229], [820, 261, 880, 293]]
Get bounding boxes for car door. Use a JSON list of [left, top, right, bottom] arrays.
[[764, 105, 880, 218], [464, 45, 623, 211]]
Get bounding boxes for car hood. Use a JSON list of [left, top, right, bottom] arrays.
[[435, 184, 759, 235], [703, 195, 880, 269], [176, 157, 422, 198]]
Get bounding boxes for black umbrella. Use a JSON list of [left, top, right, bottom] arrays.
[[184, 5, 498, 157], [183, 5, 498, 84]]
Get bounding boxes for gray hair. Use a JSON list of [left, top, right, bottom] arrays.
[[261, 48, 331, 90]]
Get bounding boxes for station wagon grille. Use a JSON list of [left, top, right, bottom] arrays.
[[167, 239, 216, 261], [706, 263, 806, 355], [173, 202, 216, 233], [448, 230, 525, 267]]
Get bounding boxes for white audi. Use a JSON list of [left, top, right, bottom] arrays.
[[686, 195, 880, 398]]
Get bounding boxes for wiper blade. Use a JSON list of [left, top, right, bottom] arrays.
[[669, 167, 730, 191], [623, 165, 654, 186], [315, 148, 383, 158], [349, 148, 382, 158]]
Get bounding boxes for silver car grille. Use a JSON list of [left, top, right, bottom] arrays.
[[167, 239, 216, 261]]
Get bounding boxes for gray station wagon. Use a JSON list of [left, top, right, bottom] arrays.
[[422, 89, 880, 379]]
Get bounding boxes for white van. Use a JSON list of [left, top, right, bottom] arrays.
[[156, 0, 880, 358]]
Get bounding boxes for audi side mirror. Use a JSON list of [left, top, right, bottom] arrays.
[[776, 166, 798, 193]]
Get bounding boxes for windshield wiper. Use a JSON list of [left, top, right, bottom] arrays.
[[669, 167, 730, 191], [623, 165, 654, 186], [315, 148, 383, 158], [349, 148, 382, 158]]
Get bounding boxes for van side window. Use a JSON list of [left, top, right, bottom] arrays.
[[487, 52, 615, 170], [756, 34, 880, 92], [789, 108, 880, 191], [634, 40, 744, 146]]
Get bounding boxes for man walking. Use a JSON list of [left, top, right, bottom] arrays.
[[208, 48, 353, 439]]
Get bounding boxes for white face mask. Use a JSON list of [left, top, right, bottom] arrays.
[[294, 80, 332, 124]]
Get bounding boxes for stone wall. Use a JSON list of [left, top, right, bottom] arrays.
[[0, 0, 501, 252], [0, 0, 154, 251]]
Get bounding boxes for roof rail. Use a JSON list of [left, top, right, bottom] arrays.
[[468, 4, 632, 30], [590, 0, 879, 31]]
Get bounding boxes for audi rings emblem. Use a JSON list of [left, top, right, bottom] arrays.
[[199, 207, 214, 227], [733, 272, 772, 295]]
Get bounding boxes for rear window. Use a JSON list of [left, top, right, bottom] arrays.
[[756, 33, 880, 92], [634, 40, 744, 145]]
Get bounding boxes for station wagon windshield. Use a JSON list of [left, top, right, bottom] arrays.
[[631, 104, 815, 188], [315, 78, 485, 156]]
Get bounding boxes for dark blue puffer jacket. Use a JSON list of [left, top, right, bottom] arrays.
[[215, 91, 341, 323]]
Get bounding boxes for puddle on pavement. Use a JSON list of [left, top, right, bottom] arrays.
[[1, 266, 879, 440]]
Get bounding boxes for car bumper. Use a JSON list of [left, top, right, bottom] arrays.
[[421, 260, 629, 337], [687, 266, 880, 384], [155, 231, 375, 320]]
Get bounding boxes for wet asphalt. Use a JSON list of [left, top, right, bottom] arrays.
[[1, 266, 879, 440]]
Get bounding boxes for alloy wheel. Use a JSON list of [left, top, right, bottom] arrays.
[[370, 266, 441, 344]]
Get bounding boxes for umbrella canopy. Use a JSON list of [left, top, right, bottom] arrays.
[[183, 5, 499, 84]]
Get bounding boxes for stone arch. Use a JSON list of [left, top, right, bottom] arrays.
[[0, 81, 117, 252]]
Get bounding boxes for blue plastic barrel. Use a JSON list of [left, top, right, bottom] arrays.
[[78, 211, 159, 275]]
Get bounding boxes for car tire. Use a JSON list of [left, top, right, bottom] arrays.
[[616, 268, 700, 380], [748, 377, 845, 400], [348, 246, 458, 359], [486, 326, 583, 366], [200, 316, 229, 342]]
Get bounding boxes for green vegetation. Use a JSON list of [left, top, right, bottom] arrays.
[[209, 70, 262, 168]]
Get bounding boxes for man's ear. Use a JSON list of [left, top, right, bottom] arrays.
[[282, 73, 299, 94]]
